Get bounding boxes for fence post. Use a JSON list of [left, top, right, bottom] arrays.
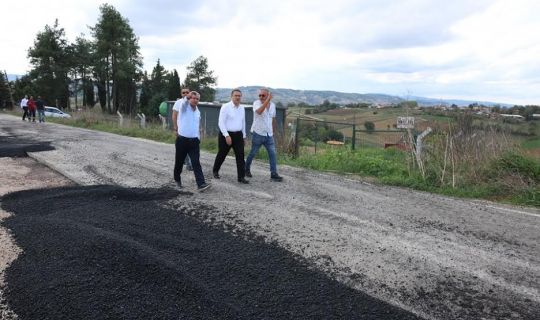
[[294, 117, 300, 158], [117, 111, 123, 127], [136, 113, 146, 128], [352, 124, 356, 150], [158, 114, 167, 129]]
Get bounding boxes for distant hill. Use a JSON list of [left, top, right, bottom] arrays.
[[216, 86, 513, 107], [411, 96, 513, 108], [215, 86, 403, 105]]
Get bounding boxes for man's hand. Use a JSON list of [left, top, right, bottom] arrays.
[[225, 136, 232, 146]]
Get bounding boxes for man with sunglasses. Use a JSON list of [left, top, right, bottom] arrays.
[[212, 88, 249, 184], [172, 91, 211, 192], [245, 88, 283, 182]]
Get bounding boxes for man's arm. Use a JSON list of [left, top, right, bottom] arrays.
[[171, 99, 187, 135], [242, 107, 246, 139], [218, 104, 229, 137], [255, 93, 272, 115], [172, 110, 179, 135]]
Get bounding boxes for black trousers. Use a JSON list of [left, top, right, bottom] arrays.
[[213, 131, 245, 180], [174, 136, 205, 187], [22, 107, 29, 120]]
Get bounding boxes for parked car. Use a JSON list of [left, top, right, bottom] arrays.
[[44, 106, 71, 118]]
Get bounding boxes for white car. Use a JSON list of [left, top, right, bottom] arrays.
[[44, 106, 71, 118]]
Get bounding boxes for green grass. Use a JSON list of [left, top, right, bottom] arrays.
[[522, 138, 540, 149], [3, 109, 538, 207]]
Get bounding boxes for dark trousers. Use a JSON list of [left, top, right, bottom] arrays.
[[22, 107, 29, 120], [174, 136, 205, 187], [213, 131, 245, 180], [29, 109, 36, 121]]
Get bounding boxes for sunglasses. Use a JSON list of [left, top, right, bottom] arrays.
[[259, 94, 267, 98], [181, 91, 189, 94]]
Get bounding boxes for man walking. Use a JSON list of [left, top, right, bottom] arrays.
[[180, 88, 193, 171], [212, 89, 249, 184], [27, 96, 36, 122], [172, 91, 211, 192], [245, 88, 283, 182], [36, 96, 45, 123], [20, 95, 29, 121]]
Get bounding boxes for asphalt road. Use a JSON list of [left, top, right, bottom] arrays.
[[1, 113, 539, 319]]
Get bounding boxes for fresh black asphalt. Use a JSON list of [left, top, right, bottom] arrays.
[[1, 185, 421, 319]]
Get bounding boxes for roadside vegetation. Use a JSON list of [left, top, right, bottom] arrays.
[[5, 107, 537, 208]]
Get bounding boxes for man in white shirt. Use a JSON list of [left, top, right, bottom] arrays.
[[20, 95, 29, 121], [180, 88, 193, 171], [245, 88, 283, 182], [172, 91, 210, 192], [212, 88, 249, 184]]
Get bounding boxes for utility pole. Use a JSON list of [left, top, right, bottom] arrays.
[[3, 70, 16, 109]]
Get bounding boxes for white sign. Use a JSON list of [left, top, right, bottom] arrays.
[[397, 116, 415, 129]]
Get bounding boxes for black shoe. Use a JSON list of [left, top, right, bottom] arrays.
[[198, 182, 211, 192], [245, 170, 252, 178], [271, 174, 283, 182], [213, 171, 220, 179], [175, 181, 183, 189], [238, 178, 249, 184]]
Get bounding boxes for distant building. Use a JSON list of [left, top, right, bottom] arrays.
[[500, 114, 525, 119], [532, 114, 540, 119]]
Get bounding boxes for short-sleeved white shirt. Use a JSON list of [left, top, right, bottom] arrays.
[[173, 98, 200, 139], [251, 100, 276, 136]]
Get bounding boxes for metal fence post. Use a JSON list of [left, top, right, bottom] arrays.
[[352, 124, 356, 150], [294, 117, 300, 157]]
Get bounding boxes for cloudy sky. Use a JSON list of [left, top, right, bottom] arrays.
[[1, 0, 539, 105]]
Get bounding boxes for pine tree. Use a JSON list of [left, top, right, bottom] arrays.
[[183, 56, 217, 102], [167, 69, 181, 100]]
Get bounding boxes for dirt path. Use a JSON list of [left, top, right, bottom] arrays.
[[1, 113, 539, 319]]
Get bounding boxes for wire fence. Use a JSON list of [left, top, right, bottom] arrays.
[[289, 117, 410, 156]]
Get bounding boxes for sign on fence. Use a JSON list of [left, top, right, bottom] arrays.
[[397, 116, 415, 129]]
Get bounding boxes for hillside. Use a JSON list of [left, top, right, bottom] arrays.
[[216, 86, 403, 105], [216, 86, 513, 107]]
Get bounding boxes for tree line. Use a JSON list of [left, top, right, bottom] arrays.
[[0, 4, 217, 117]]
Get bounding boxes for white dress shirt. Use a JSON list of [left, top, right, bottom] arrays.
[[20, 98, 28, 108], [218, 101, 246, 138]]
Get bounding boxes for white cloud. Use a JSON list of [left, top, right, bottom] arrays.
[[1, 0, 539, 104]]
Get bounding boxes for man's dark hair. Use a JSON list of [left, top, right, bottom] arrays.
[[231, 88, 242, 96]]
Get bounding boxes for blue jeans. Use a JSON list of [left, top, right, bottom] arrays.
[[38, 110, 45, 122], [245, 132, 277, 175]]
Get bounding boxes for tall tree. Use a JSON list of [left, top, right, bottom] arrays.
[[183, 56, 217, 102], [72, 35, 94, 107], [27, 19, 71, 109], [145, 59, 167, 116], [12, 75, 35, 102], [167, 69, 181, 100], [139, 71, 151, 112], [91, 4, 142, 114], [0, 72, 11, 108]]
